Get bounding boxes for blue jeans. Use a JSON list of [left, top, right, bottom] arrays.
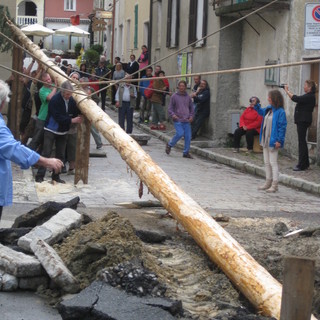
[[169, 121, 191, 155], [118, 101, 133, 134]]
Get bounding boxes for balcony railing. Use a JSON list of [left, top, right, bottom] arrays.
[[17, 16, 38, 26], [212, 0, 290, 16]]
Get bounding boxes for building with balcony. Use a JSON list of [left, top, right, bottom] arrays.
[[44, 0, 93, 51], [16, 0, 44, 26]]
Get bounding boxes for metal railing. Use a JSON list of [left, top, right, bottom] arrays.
[[16, 16, 38, 26]]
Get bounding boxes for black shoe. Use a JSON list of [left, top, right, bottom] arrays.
[[96, 144, 103, 150], [61, 165, 67, 174], [52, 177, 66, 184], [35, 176, 44, 183], [165, 143, 171, 155], [183, 153, 193, 159]]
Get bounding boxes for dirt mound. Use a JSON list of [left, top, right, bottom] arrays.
[[54, 211, 143, 289]]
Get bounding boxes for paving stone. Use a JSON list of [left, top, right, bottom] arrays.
[[0, 244, 43, 277], [12, 197, 80, 228], [135, 229, 167, 243], [0, 227, 32, 245], [18, 208, 82, 251], [58, 281, 177, 320], [19, 275, 49, 290], [0, 268, 18, 291], [30, 238, 79, 294]]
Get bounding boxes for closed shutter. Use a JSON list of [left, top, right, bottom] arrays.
[[188, 0, 197, 44], [134, 5, 138, 49], [166, 0, 172, 47]]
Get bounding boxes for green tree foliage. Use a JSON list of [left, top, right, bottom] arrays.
[[90, 44, 103, 55], [83, 48, 99, 68], [0, 5, 14, 53], [74, 42, 82, 57]]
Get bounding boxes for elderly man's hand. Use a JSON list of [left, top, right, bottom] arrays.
[[37, 157, 63, 172]]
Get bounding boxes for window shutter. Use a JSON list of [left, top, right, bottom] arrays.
[[175, 0, 180, 47], [202, 0, 208, 46], [188, 0, 197, 45], [166, 0, 172, 47], [134, 5, 138, 49]]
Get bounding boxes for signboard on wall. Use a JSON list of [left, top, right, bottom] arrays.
[[304, 3, 320, 50], [177, 52, 193, 88]]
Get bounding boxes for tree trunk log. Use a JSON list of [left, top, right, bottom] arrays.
[[5, 21, 317, 320]]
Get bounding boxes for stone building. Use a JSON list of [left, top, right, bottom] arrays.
[[112, 0, 150, 63], [150, 0, 320, 164]]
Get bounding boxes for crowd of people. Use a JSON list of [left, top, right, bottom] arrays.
[[1, 44, 316, 195]]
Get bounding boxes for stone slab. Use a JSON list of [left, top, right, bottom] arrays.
[[0, 228, 32, 246], [59, 281, 178, 320], [12, 197, 80, 228], [19, 275, 49, 290], [18, 208, 82, 252], [0, 244, 43, 277], [30, 238, 79, 294], [0, 268, 18, 291]]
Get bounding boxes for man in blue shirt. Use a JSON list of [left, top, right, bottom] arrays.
[[0, 80, 63, 221]]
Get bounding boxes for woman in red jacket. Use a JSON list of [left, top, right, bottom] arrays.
[[233, 96, 262, 153]]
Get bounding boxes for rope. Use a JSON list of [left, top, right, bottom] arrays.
[[0, 63, 88, 96], [78, 0, 280, 103]]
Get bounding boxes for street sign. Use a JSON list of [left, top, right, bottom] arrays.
[[304, 3, 320, 49], [95, 11, 113, 19], [92, 26, 106, 32]]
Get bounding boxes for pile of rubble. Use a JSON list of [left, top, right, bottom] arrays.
[[0, 198, 183, 320], [0, 197, 82, 293]]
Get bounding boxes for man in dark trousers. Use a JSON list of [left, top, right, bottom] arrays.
[[95, 59, 110, 111], [35, 81, 82, 183], [110, 57, 121, 105], [191, 80, 211, 140]]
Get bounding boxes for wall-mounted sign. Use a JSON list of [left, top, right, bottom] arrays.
[[304, 3, 320, 50]]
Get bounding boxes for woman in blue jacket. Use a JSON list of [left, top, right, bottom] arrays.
[[255, 90, 287, 193]]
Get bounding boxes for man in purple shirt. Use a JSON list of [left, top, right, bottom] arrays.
[[166, 80, 194, 159]]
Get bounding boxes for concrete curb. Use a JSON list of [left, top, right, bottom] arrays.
[[133, 116, 320, 196]]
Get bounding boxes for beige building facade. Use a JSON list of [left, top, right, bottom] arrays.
[[113, 0, 150, 63]]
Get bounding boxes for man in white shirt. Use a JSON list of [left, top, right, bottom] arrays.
[[115, 76, 137, 134]]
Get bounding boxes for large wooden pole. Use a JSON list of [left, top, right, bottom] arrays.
[[5, 22, 317, 320]]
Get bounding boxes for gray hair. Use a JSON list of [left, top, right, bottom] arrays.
[[70, 71, 80, 80], [79, 77, 89, 83], [60, 80, 74, 93], [0, 80, 11, 106]]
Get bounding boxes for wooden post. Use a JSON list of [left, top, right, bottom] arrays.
[[280, 256, 315, 320], [5, 21, 318, 320], [74, 117, 91, 185], [9, 37, 23, 138]]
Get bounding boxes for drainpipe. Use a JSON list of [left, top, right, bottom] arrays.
[[111, 0, 115, 62], [148, 0, 153, 64]]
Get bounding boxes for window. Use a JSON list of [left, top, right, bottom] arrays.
[[134, 5, 138, 49], [166, 0, 180, 48], [64, 0, 76, 11], [188, 0, 208, 46]]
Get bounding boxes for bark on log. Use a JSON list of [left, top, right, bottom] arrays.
[[5, 21, 317, 320]]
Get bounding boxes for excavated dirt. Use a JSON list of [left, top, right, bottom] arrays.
[[52, 210, 319, 320]]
